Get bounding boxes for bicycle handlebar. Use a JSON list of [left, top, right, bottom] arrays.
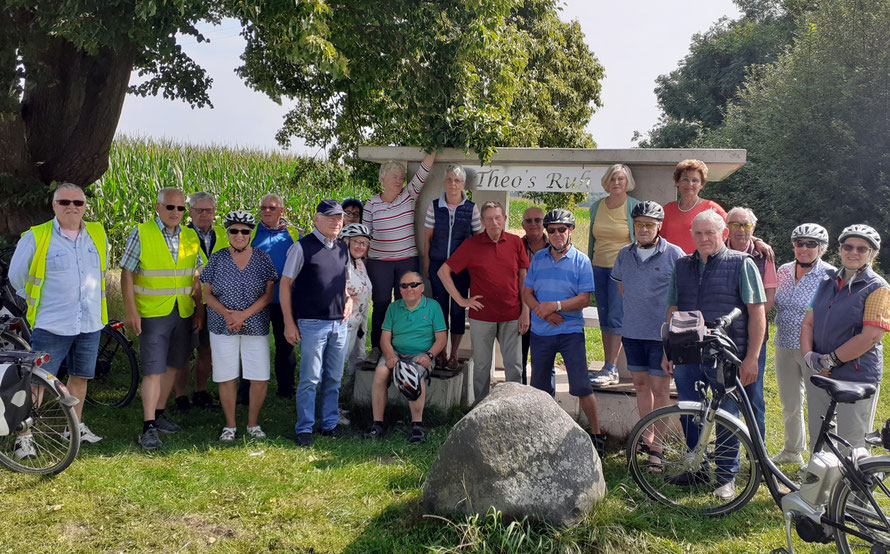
[[713, 308, 742, 331]]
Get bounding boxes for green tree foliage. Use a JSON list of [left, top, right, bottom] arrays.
[[703, 0, 890, 266]]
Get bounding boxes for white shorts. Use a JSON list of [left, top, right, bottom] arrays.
[[209, 333, 271, 382]]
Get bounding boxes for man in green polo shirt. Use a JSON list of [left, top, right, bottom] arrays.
[[368, 271, 446, 443]]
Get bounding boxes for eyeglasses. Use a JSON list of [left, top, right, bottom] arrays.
[[55, 199, 85, 207], [842, 243, 872, 254], [546, 227, 569, 234], [351, 240, 370, 248], [633, 222, 658, 230], [164, 204, 186, 212], [260, 205, 281, 211], [399, 282, 423, 289], [524, 217, 543, 224], [190, 208, 213, 214], [344, 210, 361, 216], [728, 222, 754, 231], [228, 228, 251, 235], [794, 240, 819, 249]]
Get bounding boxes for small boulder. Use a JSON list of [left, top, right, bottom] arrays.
[[422, 382, 606, 527]]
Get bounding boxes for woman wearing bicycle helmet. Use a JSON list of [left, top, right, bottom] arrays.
[[340, 223, 373, 399], [200, 210, 278, 442], [801, 224, 890, 450], [772, 224, 834, 465]]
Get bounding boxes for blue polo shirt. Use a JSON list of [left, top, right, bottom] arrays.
[[382, 296, 447, 355], [523, 246, 595, 336], [252, 222, 297, 303], [611, 237, 685, 340]]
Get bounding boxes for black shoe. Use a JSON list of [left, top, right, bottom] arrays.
[[295, 432, 313, 447], [319, 426, 342, 437], [590, 433, 606, 459], [365, 422, 386, 440], [667, 469, 712, 486], [174, 395, 191, 412], [191, 390, 216, 410], [409, 423, 427, 444]]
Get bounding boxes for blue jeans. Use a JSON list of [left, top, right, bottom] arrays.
[[746, 344, 767, 442], [592, 266, 622, 333], [295, 319, 348, 434], [674, 362, 740, 484], [30, 328, 102, 377]]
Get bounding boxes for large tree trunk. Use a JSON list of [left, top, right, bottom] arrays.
[[0, 36, 136, 241]]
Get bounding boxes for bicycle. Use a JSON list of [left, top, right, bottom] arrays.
[[0, 347, 81, 474], [626, 308, 890, 553]]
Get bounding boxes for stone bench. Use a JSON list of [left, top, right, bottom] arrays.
[[352, 358, 468, 411]]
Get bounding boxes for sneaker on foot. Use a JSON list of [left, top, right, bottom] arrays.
[[365, 422, 386, 440], [320, 425, 342, 437], [295, 432, 313, 447], [174, 395, 191, 412], [337, 408, 351, 427], [139, 427, 163, 450], [714, 480, 736, 500], [246, 425, 266, 439], [65, 422, 102, 443], [409, 423, 427, 444], [14, 434, 36, 459], [772, 450, 804, 465], [155, 413, 181, 434], [589, 368, 618, 386]]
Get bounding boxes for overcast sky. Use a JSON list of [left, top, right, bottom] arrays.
[[116, 0, 741, 155]]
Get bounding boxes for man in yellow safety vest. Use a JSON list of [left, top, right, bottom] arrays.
[[120, 187, 204, 450]]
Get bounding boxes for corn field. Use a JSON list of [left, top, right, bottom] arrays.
[[88, 137, 379, 259]]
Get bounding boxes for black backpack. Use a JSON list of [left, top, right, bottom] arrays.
[[0, 363, 32, 437]]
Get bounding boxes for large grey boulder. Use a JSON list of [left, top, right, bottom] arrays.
[[422, 382, 606, 527]]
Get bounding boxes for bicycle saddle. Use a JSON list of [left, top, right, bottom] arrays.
[[810, 374, 876, 403]]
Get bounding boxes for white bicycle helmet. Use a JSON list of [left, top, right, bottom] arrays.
[[791, 223, 828, 244], [393, 358, 425, 401], [839, 224, 880, 251], [224, 210, 256, 229], [339, 223, 371, 240]]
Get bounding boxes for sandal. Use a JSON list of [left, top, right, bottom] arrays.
[[446, 356, 459, 370], [219, 427, 237, 442], [246, 425, 266, 439], [648, 450, 666, 474], [409, 423, 427, 444]]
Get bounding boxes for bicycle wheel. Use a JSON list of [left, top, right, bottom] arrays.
[[0, 370, 80, 474], [0, 329, 29, 351], [85, 324, 139, 408], [627, 404, 761, 516], [829, 456, 890, 552]]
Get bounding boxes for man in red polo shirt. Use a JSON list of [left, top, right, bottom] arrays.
[[438, 201, 530, 404]]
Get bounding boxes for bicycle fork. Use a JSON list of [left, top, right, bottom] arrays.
[[684, 381, 719, 472]]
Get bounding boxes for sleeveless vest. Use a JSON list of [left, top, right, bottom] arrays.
[[811, 267, 887, 383], [675, 248, 751, 358], [291, 234, 349, 320], [427, 198, 475, 262], [132, 222, 200, 318]]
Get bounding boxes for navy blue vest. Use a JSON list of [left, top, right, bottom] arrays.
[[427, 198, 475, 261], [812, 267, 887, 383], [291, 234, 349, 320], [675, 248, 751, 358]]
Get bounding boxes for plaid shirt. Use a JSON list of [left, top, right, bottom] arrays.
[[120, 217, 204, 272]]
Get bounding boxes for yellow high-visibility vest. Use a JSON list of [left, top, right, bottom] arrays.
[[211, 225, 229, 253], [23, 220, 108, 327], [132, 222, 200, 318]]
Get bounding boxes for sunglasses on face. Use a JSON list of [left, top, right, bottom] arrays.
[[260, 205, 281, 211], [842, 243, 871, 254], [524, 217, 543, 224], [794, 240, 819, 249], [55, 199, 85, 207], [728, 222, 754, 231], [399, 282, 423, 289], [164, 204, 186, 212], [547, 227, 569, 234], [228, 228, 251, 235], [633, 221, 658, 230]]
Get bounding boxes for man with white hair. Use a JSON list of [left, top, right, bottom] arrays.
[[9, 183, 109, 454], [661, 209, 766, 500], [121, 187, 204, 450]]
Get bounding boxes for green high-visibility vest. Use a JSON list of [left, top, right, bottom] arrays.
[[132, 222, 200, 318], [211, 224, 229, 253]]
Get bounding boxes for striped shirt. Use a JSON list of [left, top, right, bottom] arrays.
[[365, 162, 431, 260], [423, 192, 482, 232]]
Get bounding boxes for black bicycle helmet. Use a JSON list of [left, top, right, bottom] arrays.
[[631, 201, 665, 221], [393, 358, 424, 401], [339, 223, 371, 240], [791, 223, 828, 244], [224, 210, 256, 229], [839, 224, 880, 251], [543, 208, 575, 228]]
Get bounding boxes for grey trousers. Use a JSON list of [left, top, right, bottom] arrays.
[[774, 346, 808, 453], [806, 378, 880, 451], [469, 318, 522, 404]]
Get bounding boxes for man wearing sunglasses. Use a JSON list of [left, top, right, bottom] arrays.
[[9, 183, 109, 454], [724, 206, 776, 441], [121, 187, 204, 450], [520, 206, 548, 385]]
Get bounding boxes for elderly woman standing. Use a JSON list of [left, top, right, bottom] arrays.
[[364, 152, 437, 357], [801, 224, 890, 450], [772, 224, 834, 465], [660, 159, 727, 254], [587, 164, 640, 386], [200, 210, 278, 442], [339, 223, 373, 398], [423, 164, 482, 369]]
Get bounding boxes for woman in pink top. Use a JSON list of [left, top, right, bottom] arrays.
[[660, 159, 727, 254]]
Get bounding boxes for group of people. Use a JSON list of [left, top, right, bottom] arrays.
[[7, 157, 889, 486]]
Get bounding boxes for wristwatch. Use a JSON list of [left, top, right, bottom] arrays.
[[424, 351, 435, 361], [556, 300, 562, 312]]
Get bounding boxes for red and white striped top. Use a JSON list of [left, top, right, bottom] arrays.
[[365, 162, 431, 260]]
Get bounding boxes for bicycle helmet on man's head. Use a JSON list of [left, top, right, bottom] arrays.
[[839, 224, 881, 251], [631, 201, 665, 221], [224, 210, 256, 229], [791, 223, 829, 244], [543, 208, 575, 228]]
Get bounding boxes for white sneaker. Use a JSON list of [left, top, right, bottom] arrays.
[[772, 450, 804, 465], [63, 422, 103, 443], [714, 480, 736, 500], [589, 368, 619, 386], [337, 408, 351, 427], [14, 434, 36, 460]]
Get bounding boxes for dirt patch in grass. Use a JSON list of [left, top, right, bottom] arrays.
[[177, 514, 237, 545]]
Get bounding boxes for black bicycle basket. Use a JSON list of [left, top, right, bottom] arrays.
[[663, 310, 707, 365]]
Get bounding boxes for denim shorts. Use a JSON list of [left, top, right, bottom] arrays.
[[592, 265, 622, 333], [622, 337, 667, 377], [30, 327, 102, 378]]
